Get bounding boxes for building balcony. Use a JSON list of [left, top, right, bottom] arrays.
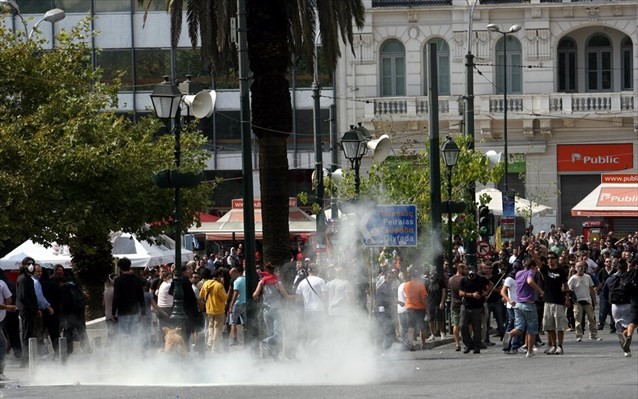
[[364, 92, 637, 123]]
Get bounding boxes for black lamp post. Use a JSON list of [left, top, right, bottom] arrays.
[[441, 136, 460, 274], [486, 23, 521, 195], [150, 75, 187, 326], [340, 127, 368, 197]]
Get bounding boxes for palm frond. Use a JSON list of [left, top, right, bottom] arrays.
[[186, 0, 200, 49], [169, 0, 184, 49]]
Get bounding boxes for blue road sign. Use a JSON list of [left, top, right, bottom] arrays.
[[360, 204, 418, 247]]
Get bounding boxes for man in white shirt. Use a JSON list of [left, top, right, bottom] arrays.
[[295, 264, 327, 345]]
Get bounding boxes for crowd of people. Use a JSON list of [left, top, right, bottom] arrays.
[[2, 225, 637, 382], [0, 258, 91, 380]]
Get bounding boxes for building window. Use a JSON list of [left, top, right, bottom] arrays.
[[55, 0, 92, 13], [557, 37, 577, 92], [622, 36, 633, 91], [95, 0, 131, 12], [96, 49, 133, 91], [134, 48, 171, 91], [423, 38, 450, 95], [496, 36, 522, 94], [380, 39, 405, 96], [586, 34, 612, 92]]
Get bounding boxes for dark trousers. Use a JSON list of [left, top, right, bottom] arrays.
[[598, 294, 614, 330], [375, 312, 395, 350], [63, 314, 90, 354], [460, 306, 483, 350], [40, 311, 60, 355], [3, 311, 22, 358], [19, 310, 36, 364], [487, 301, 506, 339]]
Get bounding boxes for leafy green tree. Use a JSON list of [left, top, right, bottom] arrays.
[[0, 21, 214, 317], [358, 135, 503, 254], [138, 0, 365, 266]]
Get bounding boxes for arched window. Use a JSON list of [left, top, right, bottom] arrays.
[[380, 39, 406, 96], [586, 34, 612, 92], [496, 36, 522, 94], [557, 37, 577, 92], [424, 39, 450, 95], [622, 36, 633, 90]]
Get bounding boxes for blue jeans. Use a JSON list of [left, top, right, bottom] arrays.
[[262, 306, 282, 354], [505, 308, 523, 350], [117, 313, 140, 336], [514, 303, 539, 335], [598, 294, 614, 330]]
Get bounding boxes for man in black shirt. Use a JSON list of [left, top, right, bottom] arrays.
[[112, 258, 145, 338], [540, 253, 569, 354], [459, 269, 490, 354]]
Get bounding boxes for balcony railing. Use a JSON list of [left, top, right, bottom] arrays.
[[371, 0, 452, 7], [363, 92, 636, 121]]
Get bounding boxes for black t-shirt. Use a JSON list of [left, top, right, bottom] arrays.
[[540, 264, 567, 304], [460, 275, 489, 309]]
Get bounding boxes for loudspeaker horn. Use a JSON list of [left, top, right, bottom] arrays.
[[183, 90, 217, 119], [366, 134, 392, 163], [485, 150, 502, 167]]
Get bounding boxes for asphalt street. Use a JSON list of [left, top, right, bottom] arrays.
[[1, 329, 636, 399]]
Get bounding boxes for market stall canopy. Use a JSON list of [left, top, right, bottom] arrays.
[[476, 187, 552, 217], [571, 171, 638, 217], [189, 198, 316, 240], [0, 240, 72, 270], [1, 232, 193, 270], [111, 232, 194, 268]]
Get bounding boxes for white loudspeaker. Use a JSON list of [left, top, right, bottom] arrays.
[[485, 150, 502, 167], [366, 134, 392, 163], [182, 90, 217, 119], [331, 169, 343, 184]]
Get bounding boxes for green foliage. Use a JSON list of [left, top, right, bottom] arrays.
[[362, 136, 503, 242], [0, 20, 214, 249]]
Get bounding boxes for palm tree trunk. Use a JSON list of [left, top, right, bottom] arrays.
[[247, 0, 292, 266]]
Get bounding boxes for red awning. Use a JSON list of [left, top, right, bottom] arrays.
[[572, 183, 638, 217]]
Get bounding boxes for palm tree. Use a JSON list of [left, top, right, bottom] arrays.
[[139, 0, 365, 265]]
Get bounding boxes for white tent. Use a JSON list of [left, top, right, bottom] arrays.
[[1, 233, 194, 270], [111, 232, 194, 268], [476, 187, 552, 217], [0, 240, 73, 270]]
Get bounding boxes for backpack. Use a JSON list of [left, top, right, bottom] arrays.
[[608, 273, 630, 305]]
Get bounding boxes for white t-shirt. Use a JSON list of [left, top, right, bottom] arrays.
[[0, 280, 12, 322], [296, 275, 327, 312], [397, 282, 407, 314], [157, 280, 174, 308], [568, 274, 594, 303], [326, 278, 350, 316], [502, 276, 518, 309]]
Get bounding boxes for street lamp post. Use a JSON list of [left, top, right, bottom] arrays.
[[28, 7, 65, 41], [340, 127, 367, 198], [150, 76, 188, 327], [441, 136, 460, 274], [0, 1, 65, 40], [486, 23, 521, 195]]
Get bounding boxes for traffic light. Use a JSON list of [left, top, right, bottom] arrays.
[[478, 205, 490, 237]]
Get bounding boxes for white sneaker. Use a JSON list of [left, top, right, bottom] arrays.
[[525, 351, 535, 358], [589, 337, 603, 341], [440, 333, 447, 340], [426, 334, 436, 342], [555, 346, 564, 355], [576, 337, 582, 342], [624, 352, 631, 357]]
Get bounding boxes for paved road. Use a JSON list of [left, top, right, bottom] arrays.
[[2, 330, 636, 399]]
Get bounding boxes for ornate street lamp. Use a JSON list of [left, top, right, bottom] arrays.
[[441, 136, 460, 273], [340, 127, 368, 197], [150, 76, 187, 327]]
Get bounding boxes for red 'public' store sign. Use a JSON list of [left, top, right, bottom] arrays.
[[557, 144, 634, 172]]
